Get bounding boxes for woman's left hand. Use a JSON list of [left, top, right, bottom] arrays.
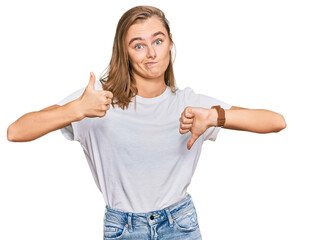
[[179, 106, 217, 150]]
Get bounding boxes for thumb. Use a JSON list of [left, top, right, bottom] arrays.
[[186, 107, 194, 118], [87, 72, 96, 90], [187, 134, 199, 150]]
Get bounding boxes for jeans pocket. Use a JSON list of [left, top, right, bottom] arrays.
[[173, 206, 200, 232], [103, 219, 127, 239]]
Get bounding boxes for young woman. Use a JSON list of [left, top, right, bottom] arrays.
[[7, 5, 286, 240]]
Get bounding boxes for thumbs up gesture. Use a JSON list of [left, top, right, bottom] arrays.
[[179, 106, 217, 150], [78, 72, 114, 118]]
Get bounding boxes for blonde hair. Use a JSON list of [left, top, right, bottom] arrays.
[[99, 5, 177, 110]]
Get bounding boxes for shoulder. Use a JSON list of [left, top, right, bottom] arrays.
[[175, 86, 195, 97], [173, 86, 200, 107]]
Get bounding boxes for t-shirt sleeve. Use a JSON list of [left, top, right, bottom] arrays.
[[184, 87, 232, 142], [56, 80, 102, 141], [56, 87, 86, 142]]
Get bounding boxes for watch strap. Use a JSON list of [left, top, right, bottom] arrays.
[[210, 105, 226, 127]]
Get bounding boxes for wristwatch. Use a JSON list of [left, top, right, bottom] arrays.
[[210, 105, 226, 127]]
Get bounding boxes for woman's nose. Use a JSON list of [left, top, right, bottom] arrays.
[[146, 45, 156, 58]]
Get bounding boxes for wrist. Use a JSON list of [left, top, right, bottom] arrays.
[[70, 98, 86, 121], [209, 105, 226, 127], [207, 108, 218, 127]]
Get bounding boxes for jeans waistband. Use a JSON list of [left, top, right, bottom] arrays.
[[104, 193, 195, 231]]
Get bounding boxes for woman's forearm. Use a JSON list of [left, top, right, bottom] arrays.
[[7, 99, 84, 142], [210, 109, 287, 133]]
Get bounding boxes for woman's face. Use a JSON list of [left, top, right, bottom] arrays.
[[125, 16, 173, 82]]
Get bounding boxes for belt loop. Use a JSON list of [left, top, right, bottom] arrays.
[[127, 212, 133, 232], [164, 208, 174, 227]]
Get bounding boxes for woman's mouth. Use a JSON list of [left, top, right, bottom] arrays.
[[145, 62, 157, 66]]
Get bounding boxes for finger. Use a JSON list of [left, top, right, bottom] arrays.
[[181, 117, 193, 124], [179, 128, 190, 134], [102, 90, 114, 99], [187, 134, 199, 150], [184, 108, 194, 118], [102, 104, 111, 111], [180, 123, 192, 130], [104, 98, 112, 105], [87, 72, 96, 90]]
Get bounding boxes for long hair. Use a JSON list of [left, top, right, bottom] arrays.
[[99, 5, 177, 110]]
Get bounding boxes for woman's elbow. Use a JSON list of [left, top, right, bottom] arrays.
[[7, 124, 16, 142], [275, 114, 287, 132]]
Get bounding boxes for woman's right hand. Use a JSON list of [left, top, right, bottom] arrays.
[[78, 72, 114, 118]]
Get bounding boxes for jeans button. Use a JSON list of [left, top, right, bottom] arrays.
[[150, 215, 154, 220]]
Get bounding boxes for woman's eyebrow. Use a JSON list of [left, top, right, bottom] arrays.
[[128, 31, 166, 45]]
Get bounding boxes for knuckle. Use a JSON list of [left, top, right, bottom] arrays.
[[107, 91, 114, 98]]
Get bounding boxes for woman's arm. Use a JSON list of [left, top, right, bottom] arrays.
[[7, 73, 114, 142], [210, 106, 287, 133], [7, 99, 84, 142]]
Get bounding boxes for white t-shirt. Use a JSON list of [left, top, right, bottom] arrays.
[[57, 81, 232, 213]]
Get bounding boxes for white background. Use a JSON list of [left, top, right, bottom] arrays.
[[1, 0, 321, 239]]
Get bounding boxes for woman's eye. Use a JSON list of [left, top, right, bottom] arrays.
[[134, 40, 162, 50]]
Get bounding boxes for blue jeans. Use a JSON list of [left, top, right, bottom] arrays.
[[103, 193, 202, 239]]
